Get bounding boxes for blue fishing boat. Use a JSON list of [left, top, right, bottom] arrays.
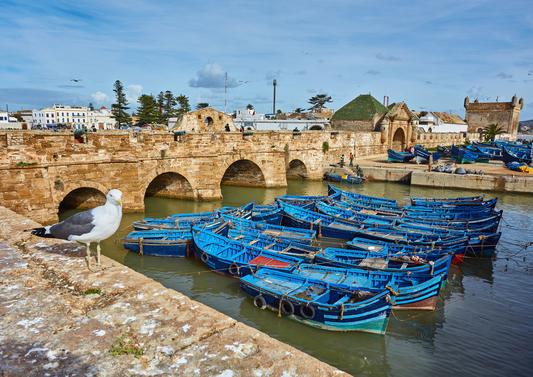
[[502, 146, 532, 164], [222, 214, 316, 244], [123, 229, 193, 257], [327, 185, 398, 207], [451, 145, 478, 164], [414, 145, 441, 163], [192, 224, 303, 277], [315, 248, 453, 277], [410, 195, 484, 206], [387, 149, 415, 163], [240, 268, 392, 334], [346, 237, 466, 265], [280, 201, 364, 240], [316, 201, 395, 226], [294, 264, 445, 310], [323, 172, 364, 185], [133, 210, 223, 230], [227, 228, 319, 257]]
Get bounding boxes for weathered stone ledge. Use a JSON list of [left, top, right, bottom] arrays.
[[0, 206, 348, 376]]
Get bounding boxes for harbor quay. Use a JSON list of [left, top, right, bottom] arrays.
[[0, 205, 348, 376]]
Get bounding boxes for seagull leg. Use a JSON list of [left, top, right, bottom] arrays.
[[85, 243, 92, 269], [96, 242, 101, 267]]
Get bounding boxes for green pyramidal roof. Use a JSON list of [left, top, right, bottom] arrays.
[[332, 94, 388, 121]]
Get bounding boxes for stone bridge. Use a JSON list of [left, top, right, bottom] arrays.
[[0, 130, 467, 224]]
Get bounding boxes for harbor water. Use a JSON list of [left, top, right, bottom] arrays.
[[62, 181, 533, 377]]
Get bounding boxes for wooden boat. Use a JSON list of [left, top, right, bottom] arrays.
[[222, 214, 316, 244], [451, 145, 478, 164], [410, 195, 484, 206], [227, 228, 319, 258], [346, 237, 466, 265], [323, 172, 364, 185], [502, 146, 532, 164], [414, 145, 441, 163], [469, 144, 502, 160], [280, 201, 364, 240], [294, 264, 446, 310], [192, 224, 303, 277], [327, 185, 398, 207], [133, 212, 215, 230], [387, 149, 415, 163], [316, 201, 395, 226], [314, 248, 453, 277], [240, 268, 392, 334], [123, 229, 192, 257]]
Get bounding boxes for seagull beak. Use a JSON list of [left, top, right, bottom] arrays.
[[117, 199, 122, 206]]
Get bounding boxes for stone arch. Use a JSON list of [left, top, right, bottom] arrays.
[[204, 116, 214, 127], [58, 186, 107, 213], [392, 127, 406, 150], [221, 159, 266, 187], [145, 171, 195, 199], [286, 159, 308, 179]]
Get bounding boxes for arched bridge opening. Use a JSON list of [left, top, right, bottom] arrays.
[[145, 172, 194, 199], [58, 187, 106, 214], [221, 159, 266, 187], [286, 159, 308, 180]]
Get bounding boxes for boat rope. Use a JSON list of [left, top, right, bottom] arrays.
[[138, 237, 143, 256]]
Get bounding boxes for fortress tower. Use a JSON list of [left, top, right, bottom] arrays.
[[464, 96, 524, 139]]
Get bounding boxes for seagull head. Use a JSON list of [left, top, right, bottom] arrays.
[[107, 189, 123, 206]]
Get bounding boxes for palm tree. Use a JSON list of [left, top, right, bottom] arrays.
[[482, 123, 505, 141], [246, 103, 254, 110], [294, 107, 305, 113]]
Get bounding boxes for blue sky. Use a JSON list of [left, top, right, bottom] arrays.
[[1, 0, 532, 119]]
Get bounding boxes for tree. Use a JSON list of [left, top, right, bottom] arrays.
[[482, 123, 505, 142], [196, 102, 209, 109], [308, 94, 332, 111], [136, 94, 159, 125], [88, 102, 94, 111], [176, 94, 190, 114], [111, 80, 131, 125], [163, 90, 177, 119], [156, 91, 165, 122], [246, 103, 254, 110], [294, 107, 305, 113]]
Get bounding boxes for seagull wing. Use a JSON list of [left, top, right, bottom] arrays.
[[48, 209, 96, 240]]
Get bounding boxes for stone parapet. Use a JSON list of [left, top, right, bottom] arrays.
[[0, 206, 348, 376]]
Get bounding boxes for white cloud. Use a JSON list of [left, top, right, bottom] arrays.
[[189, 63, 239, 88], [126, 84, 143, 103], [91, 91, 109, 104]]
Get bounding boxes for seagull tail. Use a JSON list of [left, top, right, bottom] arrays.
[[30, 227, 54, 238]]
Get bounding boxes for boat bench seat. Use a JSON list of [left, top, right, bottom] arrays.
[[359, 258, 388, 269]]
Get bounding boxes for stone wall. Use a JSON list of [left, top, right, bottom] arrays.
[[174, 108, 237, 132], [0, 130, 470, 224], [464, 96, 524, 138]]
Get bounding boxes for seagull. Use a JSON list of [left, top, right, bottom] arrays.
[[70, 78, 82, 83], [31, 189, 123, 269]]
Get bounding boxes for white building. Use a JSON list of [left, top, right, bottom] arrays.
[[0, 111, 23, 130], [233, 108, 329, 131], [87, 107, 116, 130], [32, 105, 116, 130], [417, 111, 467, 133]]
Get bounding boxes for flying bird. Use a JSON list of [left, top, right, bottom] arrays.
[[70, 78, 82, 82], [31, 189, 123, 269]]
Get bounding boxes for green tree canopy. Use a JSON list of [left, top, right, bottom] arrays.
[[196, 102, 209, 109], [294, 107, 305, 113], [136, 94, 159, 125], [246, 103, 254, 110], [482, 123, 505, 141], [111, 80, 131, 125], [176, 94, 190, 114], [308, 94, 332, 111], [156, 91, 165, 122]]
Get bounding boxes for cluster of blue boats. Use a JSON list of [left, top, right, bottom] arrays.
[[388, 140, 531, 169], [122, 185, 503, 335]]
